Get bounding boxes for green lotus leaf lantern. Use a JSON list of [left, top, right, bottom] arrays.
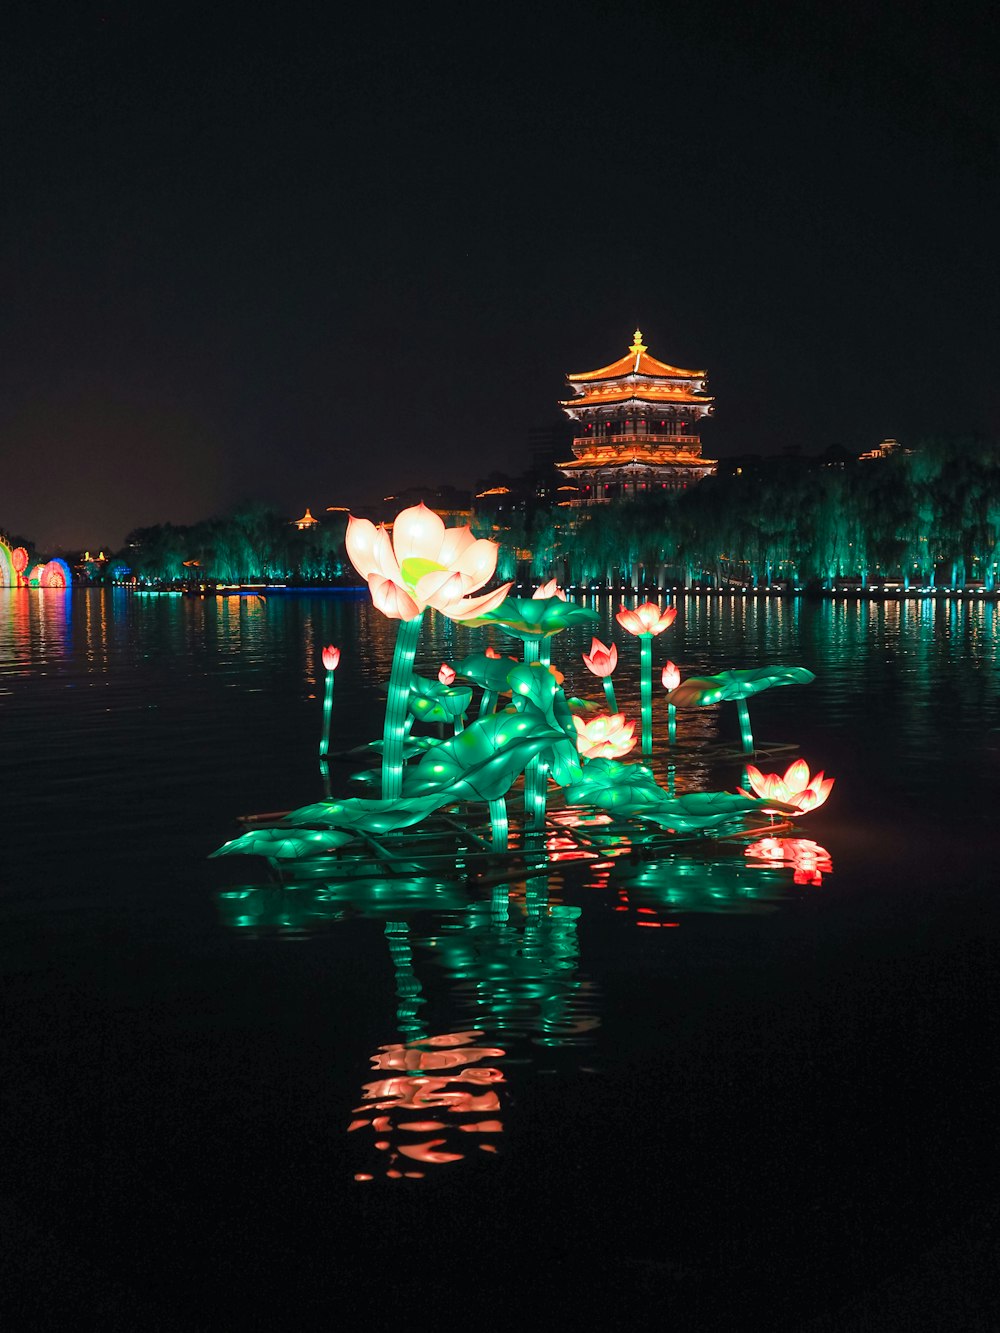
[[633, 790, 798, 833], [405, 709, 564, 804], [211, 827, 357, 860], [506, 661, 583, 789], [405, 672, 473, 724], [267, 791, 449, 835], [563, 757, 667, 815], [669, 666, 816, 754], [453, 652, 521, 694], [466, 596, 599, 641]]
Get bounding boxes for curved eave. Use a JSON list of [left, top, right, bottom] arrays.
[[568, 352, 706, 381], [560, 389, 714, 409], [558, 455, 717, 471]]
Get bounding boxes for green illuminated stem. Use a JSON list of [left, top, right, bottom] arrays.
[[488, 798, 509, 852], [479, 689, 498, 718], [640, 634, 653, 755], [318, 671, 335, 756], [668, 701, 676, 746], [382, 613, 424, 800], [602, 677, 619, 714], [524, 638, 549, 830], [319, 756, 331, 799], [736, 697, 754, 754]]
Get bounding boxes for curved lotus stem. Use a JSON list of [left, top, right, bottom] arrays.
[[382, 613, 425, 799], [319, 644, 340, 758], [737, 698, 754, 755]]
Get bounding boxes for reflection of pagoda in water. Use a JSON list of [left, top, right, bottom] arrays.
[[558, 330, 716, 504]]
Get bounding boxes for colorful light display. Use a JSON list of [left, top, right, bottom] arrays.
[[215, 497, 832, 880]]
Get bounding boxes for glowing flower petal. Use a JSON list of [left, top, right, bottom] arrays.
[[344, 516, 380, 580], [391, 503, 446, 565], [436, 581, 513, 622], [615, 602, 677, 636], [369, 575, 422, 621], [533, 578, 567, 600], [583, 637, 618, 677], [322, 644, 341, 672], [438, 663, 456, 685]]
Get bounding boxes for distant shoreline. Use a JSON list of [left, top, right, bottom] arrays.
[[95, 581, 1000, 602]]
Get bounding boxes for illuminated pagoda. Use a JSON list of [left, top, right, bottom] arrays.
[[557, 329, 716, 503]]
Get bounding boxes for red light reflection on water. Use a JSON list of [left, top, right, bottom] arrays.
[[350, 1030, 505, 1181], [744, 837, 833, 886]]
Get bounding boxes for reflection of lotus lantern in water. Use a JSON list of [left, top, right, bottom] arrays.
[[350, 1030, 506, 1181], [744, 837, 833, 886]]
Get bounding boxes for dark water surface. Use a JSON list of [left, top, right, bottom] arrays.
[[3, 588, 999, 1329]]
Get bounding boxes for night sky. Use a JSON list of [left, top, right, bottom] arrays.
[[3, 2, 1000, 551]]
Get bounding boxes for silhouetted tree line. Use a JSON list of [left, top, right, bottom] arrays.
[[104, 438, 1000, 592], [112, 504, 350, 585], [481, 437, 1000, 592]]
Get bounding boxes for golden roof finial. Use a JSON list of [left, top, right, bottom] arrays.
[[629, 328, 647, 356]]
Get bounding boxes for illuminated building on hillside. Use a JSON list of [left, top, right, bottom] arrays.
[[858, 437, 907, 462], [293, 508, 320, 530], [557, 329, 716, 503]]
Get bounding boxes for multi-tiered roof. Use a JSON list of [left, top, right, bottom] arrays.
[[558, 330, 716, 502]]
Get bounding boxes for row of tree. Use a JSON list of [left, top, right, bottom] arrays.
[[108, 437, 1000, 591]]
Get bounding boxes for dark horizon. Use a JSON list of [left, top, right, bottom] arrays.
[[4, 3, 1000, 552]]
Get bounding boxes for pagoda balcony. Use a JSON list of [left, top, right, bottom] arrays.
[[576, 433, 700, 449]]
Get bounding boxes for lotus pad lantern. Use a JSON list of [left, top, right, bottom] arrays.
[[669, 666, 815, 754]]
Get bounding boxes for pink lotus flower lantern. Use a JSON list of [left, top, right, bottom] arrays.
[[615, 602, 677, 636], [583, 636, 620, 713], [741, 759, 835, 815], [438, 663, 456, 685], [345, 502, 512, 801], [573, 712, 637, 760], [583, 637, 617, 677], [319, 645, 340, 758], [345, 502, 512, 622], [661, 660, 680, 745]]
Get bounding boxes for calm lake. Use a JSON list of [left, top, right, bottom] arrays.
[[3, 586, 999, 1329]]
